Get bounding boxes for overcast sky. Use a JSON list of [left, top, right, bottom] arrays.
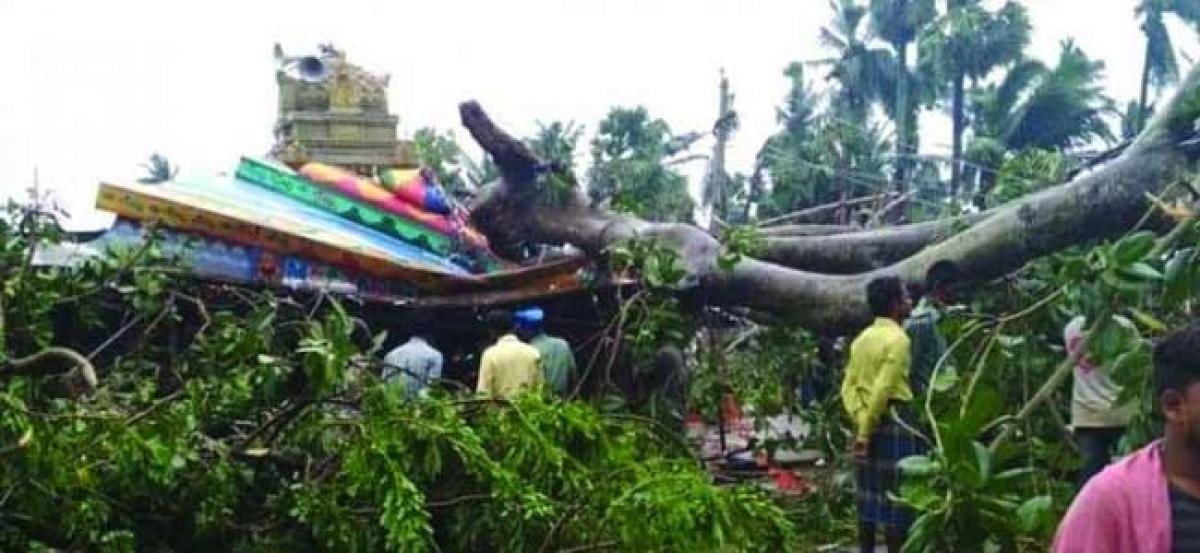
[[1, 0, 1196, 229]]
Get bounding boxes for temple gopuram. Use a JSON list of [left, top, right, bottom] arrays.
[[270, 43, 417, 174], [32, 43, 592, 309]]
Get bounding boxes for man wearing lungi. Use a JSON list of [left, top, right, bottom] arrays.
[[841, 276, 916, 553]]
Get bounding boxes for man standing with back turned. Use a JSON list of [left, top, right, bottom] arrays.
[[841, 276, 916, 553], [382, 328, 443, 399], [515, 306, 577, 397], [476, 310, 543, 399]]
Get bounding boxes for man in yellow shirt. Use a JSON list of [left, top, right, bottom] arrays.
[[476, 311, 543, 399], [841, 276, 915, 553]]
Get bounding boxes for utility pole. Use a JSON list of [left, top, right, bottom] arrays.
[[706, 69, 736, 233]]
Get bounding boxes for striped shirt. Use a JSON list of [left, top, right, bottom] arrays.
[[904, 299, 945, 398], [1170, 483, 1200, 553]]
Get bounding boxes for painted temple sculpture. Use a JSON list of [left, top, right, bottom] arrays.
[[45, 45, 584, 302]]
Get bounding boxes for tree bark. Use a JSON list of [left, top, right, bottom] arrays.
[[462, 63, 1200, 334], [705, 71, 734, 231], [893, 38, 910, 194], [950, 70, 966, 200], [759, 212, 989, 273], [1138, 36, 1154, 134], [759, 224, 862, 238], [756, 193, 894, 227]]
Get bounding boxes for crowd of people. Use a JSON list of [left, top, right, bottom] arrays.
[[381, 305, 578, 401], [841, 263, 960, 553], [841, 261, 1144, 553], [379, 260, 1193, 552]]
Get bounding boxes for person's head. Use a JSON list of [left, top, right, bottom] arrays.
[[1156, 323, 1200, 451], [926, 260, 967, 304], [483, 309, 513, 339], [513, 306, 545, 341], [866, 276, 911, 321], [409, 325, 433, 344]]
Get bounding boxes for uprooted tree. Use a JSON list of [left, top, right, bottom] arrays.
[[463, 64, 1200, 335]]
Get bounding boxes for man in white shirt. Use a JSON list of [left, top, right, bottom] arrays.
[[382, 331, 444, 399], [1064, 315, 1135, 486]]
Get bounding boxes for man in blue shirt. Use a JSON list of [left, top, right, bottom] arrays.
[[382, 329, 444, 399]]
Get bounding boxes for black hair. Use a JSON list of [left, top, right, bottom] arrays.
[[866, 277, 905, 318], [409, 324, 433, 342], [482, 309, 512, 333], [906, 282, 927, 303], [1154, 322, 1200, 396], [926, 260, 966, 293]]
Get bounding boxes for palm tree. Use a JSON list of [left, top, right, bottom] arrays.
[[870, 0, 936, 192], [1120, 100, 1144, 141], [970, 41, 1115, 152], [703, 69, 738, 229], [811, 0, 896, 125], [761, 62, 886, 215], [1135, 0, 1200, 133], [965, 41, 1115, 208], [526, 120, 584, 170], [919, 0, 1030, 198]]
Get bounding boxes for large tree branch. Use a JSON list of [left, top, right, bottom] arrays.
[[759, 213, 989, 273], [755, 193, 896, 227], [758, 224, 862, 237], [461, 64, 1200, 333]]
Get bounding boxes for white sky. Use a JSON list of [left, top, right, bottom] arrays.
[[0, 0, 1196, 229]]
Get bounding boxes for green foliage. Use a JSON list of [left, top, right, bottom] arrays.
[[969, 41, 1115, 153], [987, 149, 1065, 206], [760, 113, 891, 217], [1136, 0, 1200, 118], [891, 201, 1200, 550], [527, 120, 584, 169], [717, 225, 765, 271], [918, 1, 1031, 84], [587, 107, 696, 222], [412, 128, 498, 198], [695, 327, 820, 424], [609, 238, 693, 367], [0, 204, 797, 551], [812, 0, 898, 125]]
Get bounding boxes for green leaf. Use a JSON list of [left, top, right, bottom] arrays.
[[1093, 317, 1136, 362], [1121, 262, 1164, 281], [992, 466, 1035, 484], [898, 455, 940, 476], [1101, 269, 1151, 293], [1129, 308, 1168, 334], [972, 441, 992, 484], [370, 331, 389, 355], [932, 368, 959, 393], [898, 480, 940, 511], [1111, 231, 1156, 265], [1016, 495, 1053, 533]]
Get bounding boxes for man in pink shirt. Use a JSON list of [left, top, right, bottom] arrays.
[[1053, 323, 1200, 552]]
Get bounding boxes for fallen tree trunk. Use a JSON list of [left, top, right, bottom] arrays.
[[755, 193, 896, 227], [463, 64, 1200, 333], [759, 213, 990, 273], [758, 224, 863, 238]]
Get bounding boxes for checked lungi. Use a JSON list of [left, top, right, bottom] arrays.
[[854, 408, 926, 528]]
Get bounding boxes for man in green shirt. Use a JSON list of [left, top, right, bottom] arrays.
[[515, 307, 577, 397]]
